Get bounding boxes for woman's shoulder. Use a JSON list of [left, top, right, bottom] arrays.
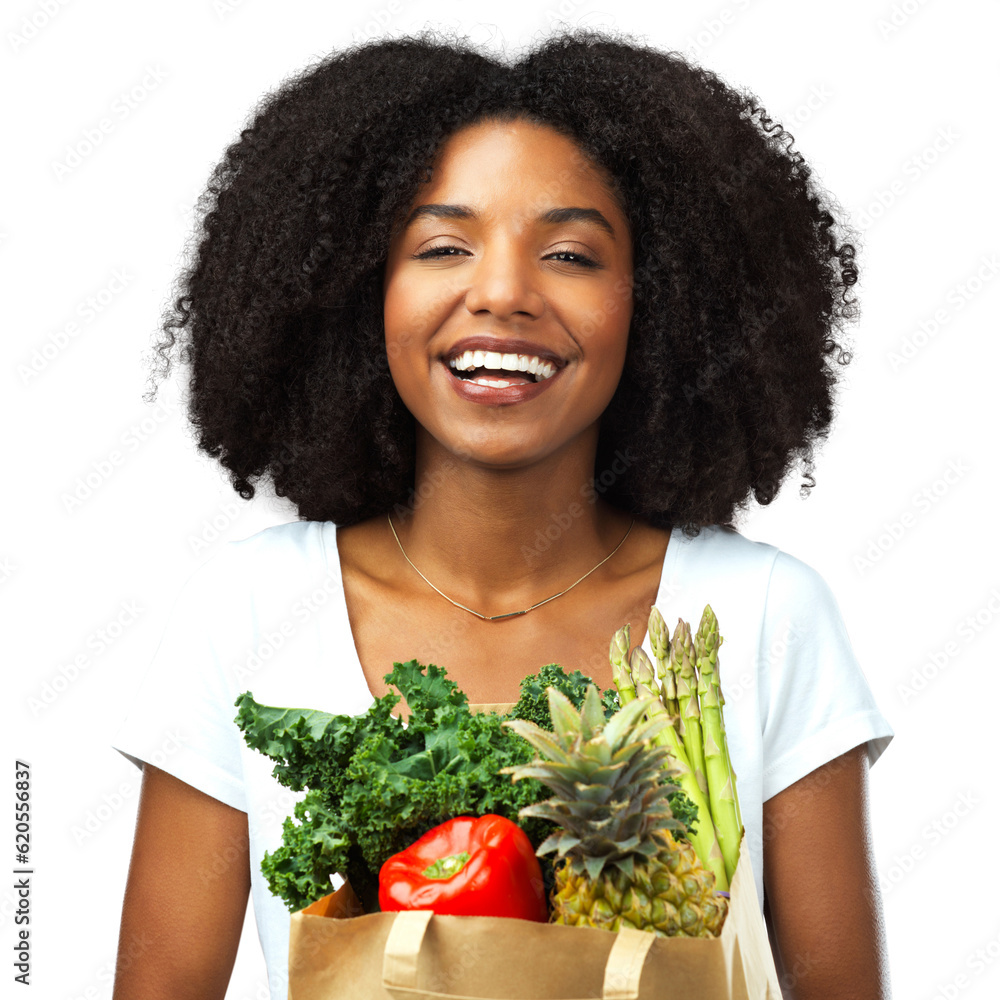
[[220, 519, 333, 567], [709, 527, 838, 599], [228, 517, 331, 553], [180, 519, 337, 602], [660, 524, 844, 638], [674, 522, 781, 572]]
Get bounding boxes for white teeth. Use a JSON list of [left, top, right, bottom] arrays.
[[446, 348, 561, 382]]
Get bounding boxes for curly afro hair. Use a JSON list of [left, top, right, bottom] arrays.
[[147, 25, 858, 537]]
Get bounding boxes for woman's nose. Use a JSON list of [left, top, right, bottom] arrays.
[[462, 241, 545, 320]]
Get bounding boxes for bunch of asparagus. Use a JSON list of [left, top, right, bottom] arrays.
[[609, 604, 743, 891]]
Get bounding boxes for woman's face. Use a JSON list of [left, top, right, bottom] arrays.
[[382, 118, 634, 469]]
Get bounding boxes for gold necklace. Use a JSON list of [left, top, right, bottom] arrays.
[[386, 512, 636, 621]]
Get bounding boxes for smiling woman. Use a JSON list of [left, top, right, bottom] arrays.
[[112, 24, 892, 1000]]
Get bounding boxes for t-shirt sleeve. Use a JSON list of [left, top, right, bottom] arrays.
[[758, 550, 894, 802], [111, 546, 248, 812]]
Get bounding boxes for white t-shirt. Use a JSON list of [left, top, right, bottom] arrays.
[[112, 519, 894, 1000]]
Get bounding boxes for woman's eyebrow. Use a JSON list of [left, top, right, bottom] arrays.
[[403, 203, 617, 239]]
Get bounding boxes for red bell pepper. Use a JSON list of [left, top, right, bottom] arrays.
[[378, 814, 548, 922]]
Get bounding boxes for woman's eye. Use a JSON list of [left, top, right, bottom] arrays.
[[412, 245, 598, 268], [412, 245, 469, 260], [546, 250, 598, 268]]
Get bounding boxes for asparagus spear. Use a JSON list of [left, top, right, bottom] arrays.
[[609, 625, 635, 702], [623, 645, 729, 892], [695, 604, 742, 882], [673, 620, 709, 799], [647, 607, 680, 735], [711, 622, 743, 837]]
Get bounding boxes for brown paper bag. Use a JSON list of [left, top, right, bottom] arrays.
[[287, 834, 781, 999]]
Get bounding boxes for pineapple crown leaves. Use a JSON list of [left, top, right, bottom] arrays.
[[501, 684, 685, 880], [503, 686, 670, 760]]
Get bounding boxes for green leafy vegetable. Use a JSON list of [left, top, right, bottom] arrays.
[[506, 663, 620, 730], [235, 658, 697, 914], [666, 787, 698, 837], [236, 660, 550, 912]]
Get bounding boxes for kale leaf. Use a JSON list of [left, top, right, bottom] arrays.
[[504, 663, 620, 729], [667, 789, 698, 839]]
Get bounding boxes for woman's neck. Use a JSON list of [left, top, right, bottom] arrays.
[[388, 438, 636, 618]]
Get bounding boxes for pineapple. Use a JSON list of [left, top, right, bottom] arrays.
[[502, 684, 727, 938]]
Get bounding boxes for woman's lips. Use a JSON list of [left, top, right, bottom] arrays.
[[440, 360, 565, 405]]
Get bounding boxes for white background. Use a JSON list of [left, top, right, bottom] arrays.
[[4, 1, 999, 998]]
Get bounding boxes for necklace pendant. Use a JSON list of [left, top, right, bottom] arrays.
[[486, 609, 528, 621]]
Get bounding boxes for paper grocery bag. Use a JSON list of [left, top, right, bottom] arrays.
[[288, 834, 781, 999]]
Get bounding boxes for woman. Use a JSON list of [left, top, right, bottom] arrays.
[[112, 26, 893, 999]]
